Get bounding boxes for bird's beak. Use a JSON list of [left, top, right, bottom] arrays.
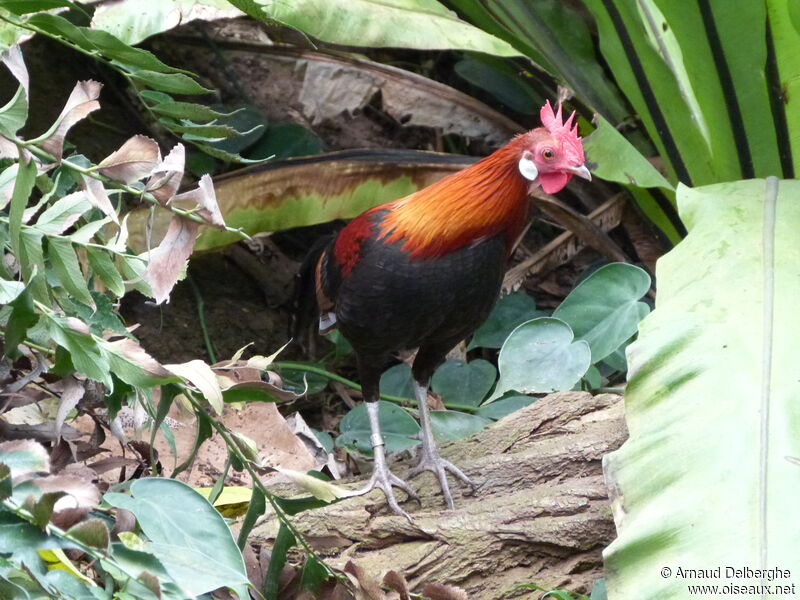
[[569, 164, 592, 181]]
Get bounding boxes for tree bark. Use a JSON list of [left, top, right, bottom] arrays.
[[253, 391, 627, 599]]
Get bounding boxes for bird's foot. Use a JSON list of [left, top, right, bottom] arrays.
[[344, 462, 420, 521], [408, 449, 475, 510]]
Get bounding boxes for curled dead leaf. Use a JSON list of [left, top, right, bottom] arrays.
[[143, 215, 199, 304], [1, 45, 29, 98], [80, 175, 119, 225], [104, 338, 171, 379], [54, 376, 85, 442], [172, 174, 225, 228], [146, 143, 185, 204], [98, 135, 160, 184], [420, 583, 469, 600], [40, 80, 102, 161], [343, 561, 387, 600], [382, 571, 410, 600]]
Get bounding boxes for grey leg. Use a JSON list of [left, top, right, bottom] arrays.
[[344, 401, 419, 520], [407, 381, 474, 509]]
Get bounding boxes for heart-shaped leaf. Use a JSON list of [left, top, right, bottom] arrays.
[[486, 317, 590, 402], [553, 263, 651, 363], [336, 401, 419, 454]]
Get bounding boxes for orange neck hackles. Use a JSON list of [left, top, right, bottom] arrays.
[[377, 138, 531, 259]]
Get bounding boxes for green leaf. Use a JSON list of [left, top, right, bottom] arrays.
[[429, 411, 492, 441], [236, 487, 265, 551], [553, 263, 650, 363], [336, 401, 420, 454], [165, 122, 251, 140], [27, 13, 184, 74], [91, 0, 240, 45], [8, 157, 36, 278], [103, 478, 249, 598], [379, 363, 414, 399], [469, 291, 541, 350], [603, 178, 800, 598], [449, 0, 629, 123], [0, 440, 49, 478], [0, 85, 27, 137], [65, 518, 109, 550], [487, 318, 591, 402], [86, 246, 125, 297], [431, 359, 496, 407], [262, 523, 295, 600], [0, 279, 24, 303], [229, 0, 519, 56], [244, 123, 323, 160], [300, 555, 331, 593], [0, 1, 74, 13], [129, 70, 211, 95], [454, 53, 544, 115], [582, 116, 673, 190], [46, 237, 94, 307], [43, 313, 111, 388], [148, 100, 234, 121], [3, 282, 37, 355], [32, 192, 92, 234], [476, 394, 536, 420], [17, 229, 48, 303]]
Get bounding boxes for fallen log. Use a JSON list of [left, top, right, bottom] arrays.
[[253, 391, 627, 599]]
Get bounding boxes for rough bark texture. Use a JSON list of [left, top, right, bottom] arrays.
[[253, 391, 627, 599]]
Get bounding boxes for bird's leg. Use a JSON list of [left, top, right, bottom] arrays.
[[344, 400, 419, 520], [407, 381, 475, 509]]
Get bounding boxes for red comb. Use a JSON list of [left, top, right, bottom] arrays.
[[540, 100, 585, 164]]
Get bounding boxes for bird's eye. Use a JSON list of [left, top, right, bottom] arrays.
[[541, 148, 556, 161]]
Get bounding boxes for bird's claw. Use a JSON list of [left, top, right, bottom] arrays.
[[345, 464, 420, 522], [408, 451, 475, 510]]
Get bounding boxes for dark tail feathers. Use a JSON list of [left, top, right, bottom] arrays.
[[291, 234, 334, 341]]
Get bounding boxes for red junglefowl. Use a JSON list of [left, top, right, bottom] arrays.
[[302, 101, 591, 519]]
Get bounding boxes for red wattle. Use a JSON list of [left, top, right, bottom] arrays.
[[539, 172, 570, 194]]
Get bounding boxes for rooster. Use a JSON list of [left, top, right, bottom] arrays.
[[302, 101, 590, 519]]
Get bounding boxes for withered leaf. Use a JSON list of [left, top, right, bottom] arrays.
[[40, 80, 102, 161], [98, 135, 160, 184], [66, 517, 110, 550], [164, 358, 222, 413], [343, 561, 387, 600], [104, 337, 171, 378], [146, 143, 185, 204], [80, 175, 119, 225], [143, 214, 199, 304], [383, 571, 410, 600], [172, 173, 224, 227], [1, 45, 28, 97], [420, 583, 469, 600], [54, 375, 85, 442]]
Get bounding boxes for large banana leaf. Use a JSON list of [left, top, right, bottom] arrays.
[[583, 0, 800, 185], [603, 178, 800, 598], [126, 149, 475, 254]]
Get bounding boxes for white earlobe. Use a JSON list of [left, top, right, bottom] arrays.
[[518, 155, 538, 181]]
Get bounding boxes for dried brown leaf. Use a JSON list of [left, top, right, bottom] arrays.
[[343, 561, 387, 600], [54, 376, 85, 442], [145, 143, 185, 204], [98, 135, 160, 184], [104, 338, 171, 378], [419, 584, 469, 600], [65, 317, 92, 336], [172, 174, 224, 227], [1, 45, 29, 97], [66, 517, 110, 550], [40, 80, 102, 161], [382, 571, 410, 600], [80, 175, 119, 225], [32, 474, 100, 527], [143, 215, 199, 304]]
